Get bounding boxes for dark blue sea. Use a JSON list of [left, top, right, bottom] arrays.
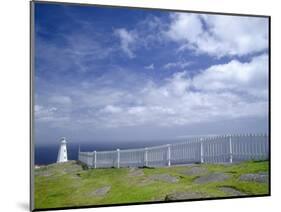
[[35, 144, 80, 165]]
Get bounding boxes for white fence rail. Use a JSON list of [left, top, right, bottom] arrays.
[[78, 134, 269, 168]]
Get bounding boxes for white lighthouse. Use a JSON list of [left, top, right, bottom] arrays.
[[57, 137, 68, 163]]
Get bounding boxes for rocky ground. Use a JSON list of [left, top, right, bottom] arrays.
[[34, 160, 269, 209]]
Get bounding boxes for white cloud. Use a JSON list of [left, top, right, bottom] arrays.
[[193, 54, 268, 97], [35, 54, 268, 130], [165, 13, 268, 57], [165, 71, 192, 96], [103, 55, 267, 127], [128, 106, 146, 115], [144, 64, 154, 70], [163, 61, 192, 69], [114, 28, 137, 58], [166, 13, 203, 43], [101, 105, 123, 114], [34, 105, 58, 122]]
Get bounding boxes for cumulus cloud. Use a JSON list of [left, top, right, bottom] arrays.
[[114, 28, 137, 58], [35, 53, 268, 130], [166, 13, 203, 43], [112, 13, 268, 60], [193, 54, 268, 96], [165, 13, 268, 57]]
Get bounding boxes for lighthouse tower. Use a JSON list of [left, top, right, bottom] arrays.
[[57, 137, 68, 163]]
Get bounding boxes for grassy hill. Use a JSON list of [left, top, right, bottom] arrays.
[[34, 160, 269, 209]]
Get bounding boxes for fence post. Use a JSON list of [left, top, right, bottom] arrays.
[[93, 151, 97, 168], [200, 138, 204, 163], [265, 133, 268, 160], [78, 145, 80, 161], [87, 152, 90, 166], [144, 147, 148, 167], [117, 149, 120, 168], [167, 144, 171, 167], [229, 135, 233, 163]]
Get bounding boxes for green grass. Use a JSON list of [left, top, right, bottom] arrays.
[[34, 160, 269, 209]]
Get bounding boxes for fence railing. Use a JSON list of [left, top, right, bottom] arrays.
[[78, 134, 269, 168]]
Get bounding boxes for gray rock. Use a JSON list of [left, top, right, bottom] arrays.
[[91, 186, 111, 196], [239, 173, 268, 183], [180, 167, 208, 176], [150, 174, 179, 183], [194, 172, 229, 184], [165, 192, 209, 201], [219, 186, 246, 196]]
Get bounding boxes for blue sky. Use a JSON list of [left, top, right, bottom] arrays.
[[34, 3, 269, 146]]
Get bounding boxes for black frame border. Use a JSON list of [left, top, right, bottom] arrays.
[[30, 1, 271, 211]]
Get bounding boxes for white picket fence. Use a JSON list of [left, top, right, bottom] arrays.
[[78, 134, 269, 168]]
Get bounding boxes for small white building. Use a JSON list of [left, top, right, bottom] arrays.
[[57, 137, 68, 163]]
